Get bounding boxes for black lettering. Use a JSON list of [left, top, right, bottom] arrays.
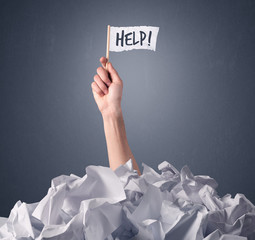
[[125, 32, 132, 46], [140, 31, 146, 46], [116, 30, 124, 47], [148, 31, 152, 46], [133, 31, 139, 45]]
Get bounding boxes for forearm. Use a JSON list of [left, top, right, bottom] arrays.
[[91, 58, 141, 175], [102, 110, 141, 176]]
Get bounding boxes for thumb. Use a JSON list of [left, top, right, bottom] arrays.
[[107, 62, 122, 84]]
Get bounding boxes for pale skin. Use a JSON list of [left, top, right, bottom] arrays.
[[91, 57, 141, 176]]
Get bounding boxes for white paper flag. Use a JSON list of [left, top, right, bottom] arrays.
[[109, 26, 159, 52]]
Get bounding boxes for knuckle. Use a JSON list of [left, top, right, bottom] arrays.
[[94, 77, 100, 85], [97, 66, 102, 73], [100, 86, 106, 92], [95, 87, 101, 93]]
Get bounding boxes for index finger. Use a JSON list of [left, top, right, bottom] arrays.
[[100, 56, 112, 82], [100, 57, 108, 69]]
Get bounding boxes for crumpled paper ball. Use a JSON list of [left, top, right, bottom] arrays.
[[0, 159, 254, 240]]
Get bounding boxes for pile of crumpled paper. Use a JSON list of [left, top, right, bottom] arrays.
[[0, 159, 254, 240]]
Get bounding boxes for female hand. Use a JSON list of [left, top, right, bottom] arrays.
[[91, 57, 123, 117]]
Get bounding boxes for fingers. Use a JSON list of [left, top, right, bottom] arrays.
[[100, 57, 107, 69], [91, 81, 104, 97], [99, 57, 122, 85], [96, 66, 111, 87], [93, 74, 108, 95], [91, 57, 122, 98], [107, 62, 122, 84]]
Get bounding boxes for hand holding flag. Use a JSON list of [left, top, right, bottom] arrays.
[[91, 57, 123, 117], [92, 25, 159, 115]]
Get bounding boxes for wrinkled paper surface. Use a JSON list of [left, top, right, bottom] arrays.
[[0, 160, 255, 239]]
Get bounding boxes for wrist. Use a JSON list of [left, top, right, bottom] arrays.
[[101, 106, 123, 121]]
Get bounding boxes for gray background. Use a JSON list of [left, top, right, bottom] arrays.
[[0, 0, 255, 217]]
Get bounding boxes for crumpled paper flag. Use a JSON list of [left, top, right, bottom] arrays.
[[0, 159, 254, 240]]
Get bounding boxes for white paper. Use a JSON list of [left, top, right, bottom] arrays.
[[109, 26, 159, 52], [0, 217, 7, 228], [0, 160, 255, 239]]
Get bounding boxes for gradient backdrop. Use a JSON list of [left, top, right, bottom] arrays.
[[1, 0, 255, 217]]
